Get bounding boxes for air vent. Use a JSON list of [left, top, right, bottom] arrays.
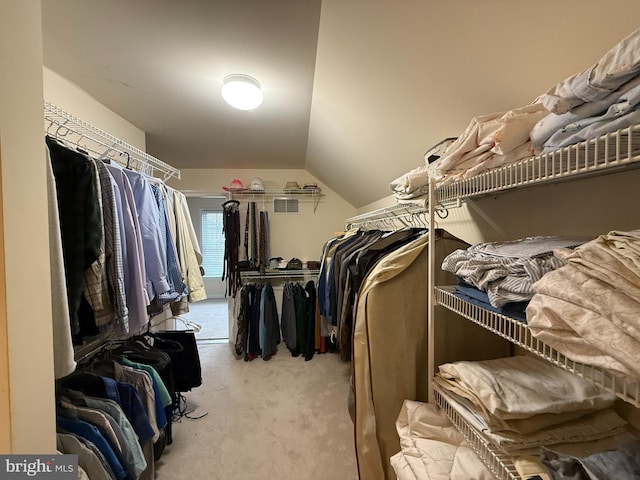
[[273, 198, 299, 213]]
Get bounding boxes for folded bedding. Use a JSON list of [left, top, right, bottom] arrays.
[[390, 400, 494, 480], [436, 355, 615, 434], [435, 386, 627, 456], [426, 104, 547, 186], [453, 281, 528, 323], [442, 236, 587, 308], [527, 229, 640, 381], [537, 28, 640, 115], [531, 73, 640, 150], [420, 28, 640, 185], [541, 102, 640, 154], [389, 165, 430, 196], [540, 440, 640, 480]]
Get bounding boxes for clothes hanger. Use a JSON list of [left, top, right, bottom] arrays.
[[222, 199, 240, 210], [152, 314, 202, 334]]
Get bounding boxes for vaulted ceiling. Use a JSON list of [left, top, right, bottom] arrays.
[[41, 0, 640, 208]]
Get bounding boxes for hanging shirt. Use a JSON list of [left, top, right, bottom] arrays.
[[83, 159, 112, 327], [173, 190, 207, 303], [83, 396, 147, 478], [122, 168, 172, 305], [107, 162, 150, 333], [93, 159, 129, 333], [56, 414, 127, 480]]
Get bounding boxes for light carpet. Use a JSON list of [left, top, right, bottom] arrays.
[[154, 342, 359, 480], [178, 298, 230, 340]]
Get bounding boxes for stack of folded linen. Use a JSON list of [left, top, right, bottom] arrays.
[[389, 138, 456, 207], [434, 355, 637, 479], [426, 103, 547, 186], [389, 164, 431, 208], [390, 400, 494, 480], [527, 229, 640, 381], [442, 235, 587, 310], [425, 28, 640, 186], [532, 28, 640, 155]]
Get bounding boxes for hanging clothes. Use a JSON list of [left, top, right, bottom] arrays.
[[148, 182, 188, 309], [171, 190, 206, 305], [280, 282, 299, 355], [242, 201, 270, 270], [106, 161, 150, 334], [57, 333, 188, 479], [46, 136, 101, 338], [260, 283, 280, 360], [122, 168, 179, 310], [46, 149, 76, 378], [92, 158, 129, 332], [222, 200, 242, 297], [82, 159, 112, 328], [245, 283, 262, 360], [258, 209, 269, 270], [352, 230, 467, 480]]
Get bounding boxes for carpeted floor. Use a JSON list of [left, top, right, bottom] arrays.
[[179, 298, 230, 340], [154, 341, 359, 480]]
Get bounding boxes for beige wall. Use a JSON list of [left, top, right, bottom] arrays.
[[0, 11, 152, 454], [0, 142, 9, 453], [0, 0, 55, 453], [174, 168, 357, 262], [43, 67, 146, 150], [356, 194, 395, 216], [309, 0, 640, 207], [356, 170, 640, 247]]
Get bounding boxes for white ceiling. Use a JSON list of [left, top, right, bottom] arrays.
[[41, 0, 321, 168], [42, 1, 640, 208]]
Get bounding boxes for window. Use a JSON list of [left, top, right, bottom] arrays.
[[201, 210, 224, 277]]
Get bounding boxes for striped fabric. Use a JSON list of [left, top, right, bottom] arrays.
[[442, 236, 586, 307]]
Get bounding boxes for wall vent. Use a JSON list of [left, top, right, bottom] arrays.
[[273, 198, 299, 213]]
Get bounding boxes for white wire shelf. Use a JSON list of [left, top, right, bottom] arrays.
[[230, 188, 322, 197], [230, 188, 323, 212], [435, 124, 640, 204], [44, 101, 181, 181], [433, 386, 520, 480], [240, 269, 320, 281], [435, 286, 640, 408], [344, 203, 429, 230]]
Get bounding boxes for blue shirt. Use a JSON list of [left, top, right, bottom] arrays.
[[123, 168, 172, 303], [101, 376, 155, 446], [83, 396, 147, 479], [57, 414, 127, 480], [106, 163, 150, 333], [150, 183, 187, 306]]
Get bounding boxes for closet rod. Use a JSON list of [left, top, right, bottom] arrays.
[[345, 204, 426, 230], [44, 101, 181, 181], [345, 204, 457, 231]]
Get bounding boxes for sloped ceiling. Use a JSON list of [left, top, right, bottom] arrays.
[[42, 1, 640, 208], [41, 0, 322, 168], [307, 0, 640, 207]]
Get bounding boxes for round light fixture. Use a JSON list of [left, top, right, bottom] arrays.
[[221, 74, 264, 110]]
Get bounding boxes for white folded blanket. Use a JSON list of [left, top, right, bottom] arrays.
[[389, 165, 430, 195], [390, 400, 493, 480], [437, 355, 615, 434], [436, 386, 627, 455]]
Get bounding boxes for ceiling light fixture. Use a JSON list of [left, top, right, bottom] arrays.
[[221, 74, 264, 110]]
